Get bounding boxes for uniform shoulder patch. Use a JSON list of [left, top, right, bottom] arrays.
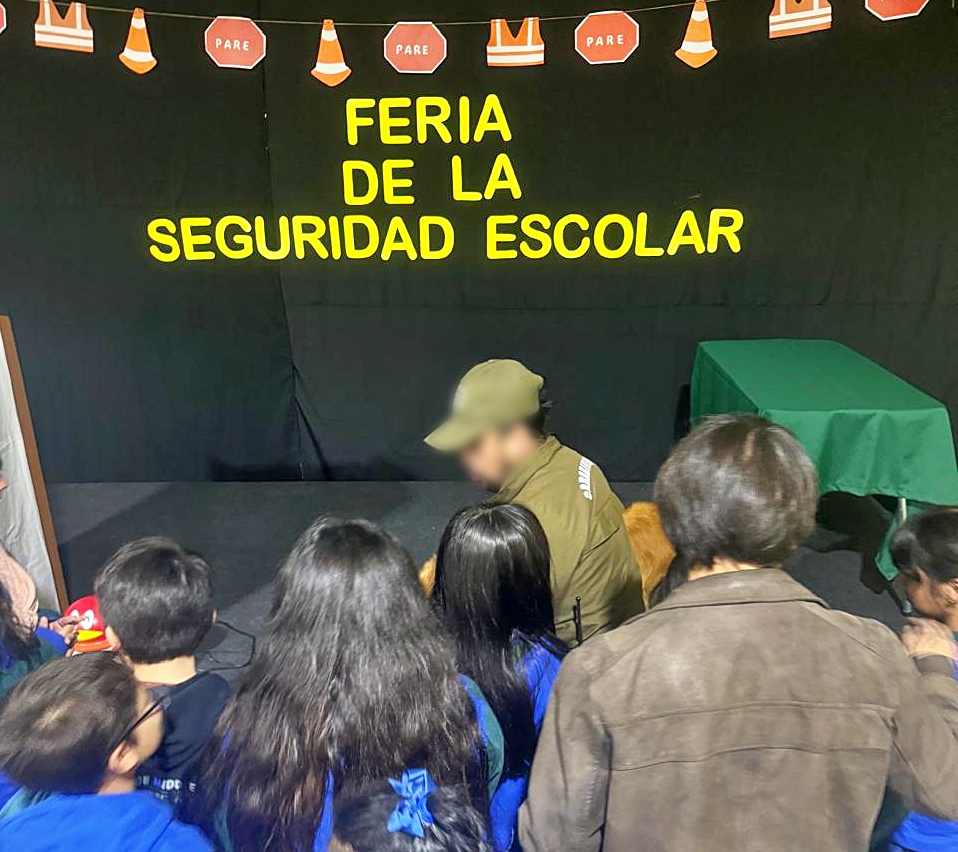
[[577, 456, 595, 500]]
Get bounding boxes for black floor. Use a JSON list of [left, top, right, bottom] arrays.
[[47, 482, 905, 681]]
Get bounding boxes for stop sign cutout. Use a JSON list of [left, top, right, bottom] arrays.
[[205, 16, 266, 69], [575, 11, 639, 65], [0, 4, 6, 36], [865, 0, 928, 19], [384, 21, 447, 74]]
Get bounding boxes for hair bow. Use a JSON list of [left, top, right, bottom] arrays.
[[387, 768, 437, 839]]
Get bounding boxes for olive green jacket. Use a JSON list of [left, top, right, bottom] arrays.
[[493, 437, 644, 644]]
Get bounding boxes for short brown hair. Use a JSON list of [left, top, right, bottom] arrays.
[[655, 414, 818, 569]]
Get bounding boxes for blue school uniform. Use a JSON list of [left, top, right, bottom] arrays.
[[0, 630, 63, 702], [889, 652, 958, 852], [489, 635, 564, 852], [0, 789, 212, 851], [218, 674, 503, 852]]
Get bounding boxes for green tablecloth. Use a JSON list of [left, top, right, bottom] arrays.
[[691, 340, 958, 577]]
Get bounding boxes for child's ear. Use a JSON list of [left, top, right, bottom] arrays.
[[211, 609, 218, 625], [946, 578, 958, 607], [107, 739, 140, 779], [105, 625, 122, 651]]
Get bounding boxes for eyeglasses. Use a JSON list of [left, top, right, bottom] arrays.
[[108, 691, 172, 753]]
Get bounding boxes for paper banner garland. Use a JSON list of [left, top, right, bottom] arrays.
[[10, 0, 945, 81], [575, 11, 640, 65], [487, 17, 545, 67], [384, 21, 447, 74], [204, 16, 266, 69], [675, 0, 717, 68], [311, 19, 351, 86], [768, 0, 831, 37], [0, 4, 7, 37], [119, 8, 157, 73], [35, 1, 94, 53], [865, 0, 929, 19]]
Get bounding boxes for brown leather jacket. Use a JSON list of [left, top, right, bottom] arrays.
[[520, 570, 958, 852]]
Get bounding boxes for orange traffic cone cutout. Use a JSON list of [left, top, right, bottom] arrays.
[[119, 7, 157, 74], [675, 0, 717, 68], [311, 19, 351, 87]]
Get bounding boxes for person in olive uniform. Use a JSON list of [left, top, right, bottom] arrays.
[[425, 359, 644, 644]]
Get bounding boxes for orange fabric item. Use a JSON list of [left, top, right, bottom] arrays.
[[622, 502, 675, 607], [487, 17, 544, 67], [311, 19, 351, 87], [675, 0, 717, 68], [118, 7, 157, 74], [419, 554, 437, 596], [35, 1, 93, 53]]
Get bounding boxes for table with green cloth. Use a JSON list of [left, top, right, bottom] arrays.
[[690, 339, 958, 578]]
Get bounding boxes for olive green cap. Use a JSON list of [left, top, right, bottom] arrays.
[[424, 359, 544, 452]]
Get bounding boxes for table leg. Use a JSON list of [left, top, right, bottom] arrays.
[[897, 497, 908, 523], [896, 498, 912, 614]]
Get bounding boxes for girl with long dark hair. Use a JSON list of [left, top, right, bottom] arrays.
[[199, 517, 503, 852], [433, 503, 566, 852]]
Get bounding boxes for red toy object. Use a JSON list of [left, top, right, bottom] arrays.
[[64, 595, 111, 654]]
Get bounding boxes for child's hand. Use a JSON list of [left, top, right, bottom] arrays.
[[49, 615, 79, 646], [902, 618, 956, 660]]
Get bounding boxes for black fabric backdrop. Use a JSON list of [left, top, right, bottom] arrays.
[[1, 0, 956, 482]]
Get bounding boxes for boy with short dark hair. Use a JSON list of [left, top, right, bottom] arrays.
[[95, 537, 231, 816], [0, 653, 211, 850]]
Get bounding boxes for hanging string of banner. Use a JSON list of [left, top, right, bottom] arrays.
[[4, 0, 932, 81]]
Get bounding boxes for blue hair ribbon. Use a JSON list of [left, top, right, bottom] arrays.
[[387, 768, 437, 839]]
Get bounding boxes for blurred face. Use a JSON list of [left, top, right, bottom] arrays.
[[900, 567, 954, 622], [459, 430, 511, 491]]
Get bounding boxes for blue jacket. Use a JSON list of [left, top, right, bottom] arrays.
[[891, 654, 958, 852], [489, 636, 563, 852], [0, 790, 212, 851]]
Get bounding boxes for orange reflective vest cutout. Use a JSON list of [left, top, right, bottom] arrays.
[[487, 17, 545, 67], [35, 0, 94, 53]]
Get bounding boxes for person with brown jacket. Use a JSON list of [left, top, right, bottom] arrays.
[[519, 414, 958, 852]]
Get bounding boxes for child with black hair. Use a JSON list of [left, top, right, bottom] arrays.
[[200, 517, 503, 852], [0, 653, 212, 851], [433, 504, 566, 851], [331, 770, 491, 852], [95, 537, 231, 817], [888, 508, 958, 852]]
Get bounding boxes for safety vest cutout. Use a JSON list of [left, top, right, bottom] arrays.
[[486, 17, 545, 67], [35, 0, 93, 52], [768, 0, 831, 37]]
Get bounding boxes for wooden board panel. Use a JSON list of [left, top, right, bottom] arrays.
[[0, 316, 68, 608]]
